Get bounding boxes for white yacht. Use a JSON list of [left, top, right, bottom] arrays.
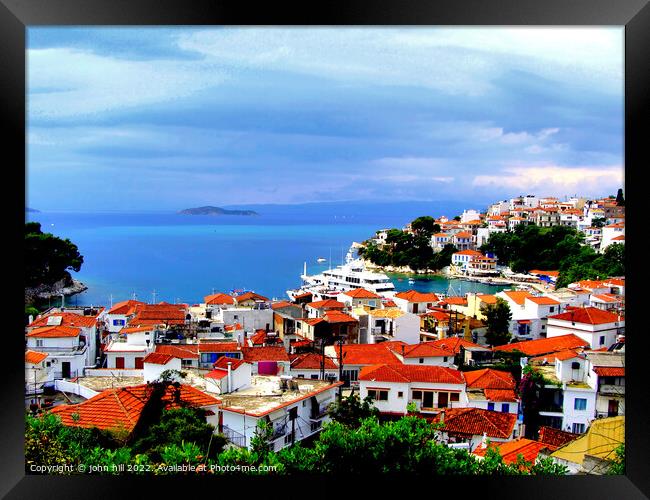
[[287, 246, 396, 301]]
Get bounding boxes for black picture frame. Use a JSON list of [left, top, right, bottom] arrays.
[[2, 0, 648, 498]]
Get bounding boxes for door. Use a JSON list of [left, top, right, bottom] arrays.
[[422, 391, 434, 409], [413, 303, 419, 314], [438, 392, 449, 408], [608, 399, 619, 417], [61, 361, 71, 379], [115, 357, 125, 369], [134, 357, 144, 369]]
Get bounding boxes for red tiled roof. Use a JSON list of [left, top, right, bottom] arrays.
[[205, 369, 228, 380], [359, 364, 465, 384], [250, 329, 268, 345], [530, 349, 583, 363], [306, 299, 345, 309], [198, 342, 241, 353], [323, 311, 358, 324], [463, 369, 516, 390], [26, 326, 81, 338], [526, 296, 560, 305], [48, 384, 220, 432], [120, 325, 155, 334], [387, 342, 454, 358], [25, 350, 48, 364], [538, 426, 580, 449], [394, 290, 440, 303], [454, 231, 474, 238], [29, 312, 98, 329], [473, 438, 552, 464], [549, 307, 620, 325], [303, 317, 325, 326], [593, 367, 625, 377], [434, 408, 516, 439], [340, 342, 404, 365], [453, 249, 483, 256], [242, 346, 289, 362], [341, 288, 381, 299], [236, 292, 269, 303], [431, 337, 486, 354], [289, 352, 338, 370], [477, 294, 497, 305], [107, 300, 146, 315], [271, 301, 295, 310], [591, 294, 621, 303], [143, 353, 175, 365], [493, 334, 589, 356], [204, 293, 235, 305], [604, 278, 625, 287], [483, 389, 518, 402], [224, 323, 243, 332], [502, 291, 534, 306], [441, 297, 468, 306], [213, 356, 247, 371], [155, 344, 199, 359]]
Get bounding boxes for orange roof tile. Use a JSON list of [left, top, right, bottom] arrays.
[[394, 290, 440, 303], [359, 364, 464, 384], [493, 334, 589, 356], [26, 326, 81, 338], [214, 356, 247, 370], [236, 292, 270, 303], [107, 300, 146, 315], [483, 389, 518, 402], [341, 288, 381, 299], [198, 342, 241, 353], [142, 353, 175, 365], [387, 342, 454, 358], [306, 299, 346, 309], [242, 346, 289, 362], [29, 312, 98, 329], [454, 231, 474, 238], [463, 369, 516, 390], [502, 291, 533, 306], [323, 311, 358, 324], [120, 325, 155, 334], [430, 337, 487, 354], [538, 426, 580, 449], [593, 367, 625, 377], [473, 438, 552, 464], [289, 352, 338, 370], [340, 342, 404, 365], [477, 294, 497, 305], [434, 407, 516, 439], [204, 293, 235, 305], [549, 307, 620, 325], [48, 384, 220, 432], [526, 296, 560, 305], [25, 350, 48, 364], [155, 344, 199, 359]]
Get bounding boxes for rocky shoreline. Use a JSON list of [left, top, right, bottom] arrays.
[[25, 275, 88, 304], [361, 258, 449, 277]]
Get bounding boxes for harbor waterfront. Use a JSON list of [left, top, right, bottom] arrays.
[[26, 207, 505, 306]]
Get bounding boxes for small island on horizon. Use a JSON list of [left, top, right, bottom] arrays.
[[178, 206, 259, 216]]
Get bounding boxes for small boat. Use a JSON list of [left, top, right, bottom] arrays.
[[317, 257, 327, 263], [408, 278, 415, 285]]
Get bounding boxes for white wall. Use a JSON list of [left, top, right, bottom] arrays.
[[562, 387, 597, 433], [547, 319, 620, 349], [143, 358, 182, 383]]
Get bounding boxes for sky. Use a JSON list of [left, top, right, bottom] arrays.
[[26, 27, 624, 212]]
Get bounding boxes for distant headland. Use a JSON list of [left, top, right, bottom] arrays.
[[26, 207, 40, 213], [178, 206, 259, 216]]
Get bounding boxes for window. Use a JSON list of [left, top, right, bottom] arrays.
[[36, 339, 43, 347], [487, 402, 495, 411], [571, 362, 580, 370], [599, 336, 605, 346], [412, 390, 422, 400], [574, 398, 587, 411], [234, 315, 239, 320], [572, 423, 586, 434], [450, 393, 460, 402], [368, 389, 389, 401], [397, 391, 404, 398], [112, 319, 125, 327], [443, 357, 448, 362], [501, 403, 510, 413], [549, 307, 555, 313], [310, 421, 322, 432], [181, 359, 192, 367], [419, 358, 424, 364], [297, 374, 305, 378], [310, 374, 319, 380], [302, 400, 306, 407]]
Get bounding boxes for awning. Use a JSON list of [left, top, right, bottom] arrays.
[[517, 320, 531, 324]]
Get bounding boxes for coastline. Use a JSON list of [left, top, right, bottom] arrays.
[[25, 276, 88, 304]]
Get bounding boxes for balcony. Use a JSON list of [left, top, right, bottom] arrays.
[[599, 384, 625, 396], [221, 425, 246, 448]]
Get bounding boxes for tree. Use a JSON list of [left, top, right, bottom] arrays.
[[327, 393, 379, 428], [25, 222, 84, 288], [411, 216, 439, 238], [517, 365, 551, 439], [482, 298, 512, 347], [591, 217, 607, 228], [615, 188, 625, 207], [608, 444, 625, 475]]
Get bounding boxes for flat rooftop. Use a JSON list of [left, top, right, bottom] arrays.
[[73, 376, 144, 392], [219, 376, 340, 416]]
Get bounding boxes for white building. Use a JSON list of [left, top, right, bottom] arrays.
[[393, 290, 440, 314], [358, 363, 467, 416], [365, 308, 421, 344], [25, 350, 53, 395], [547, 307, 623, 350], [461, 209, 481, 223], [26, 326, 94, 379]]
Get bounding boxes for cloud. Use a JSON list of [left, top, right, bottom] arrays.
[[472, 165, 623, 195]]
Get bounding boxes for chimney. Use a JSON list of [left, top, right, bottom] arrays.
[[28, 315, 34, 325], [227, 362, 233, 393]]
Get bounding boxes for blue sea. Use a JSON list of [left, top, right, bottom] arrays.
[[26, 201, 509, 307]]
